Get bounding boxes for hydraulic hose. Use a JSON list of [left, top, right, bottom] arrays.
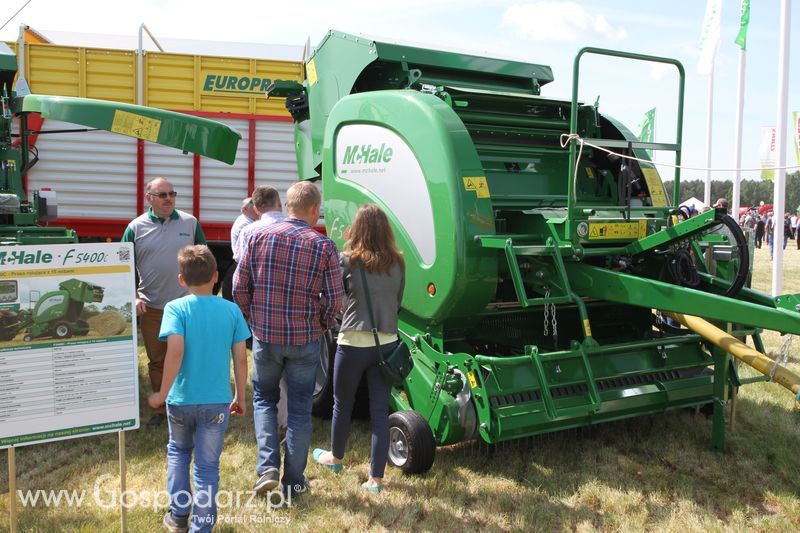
[[666, 312, 800, 411]]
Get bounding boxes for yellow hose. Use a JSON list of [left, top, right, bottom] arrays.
[[665, 312, 800, 411]]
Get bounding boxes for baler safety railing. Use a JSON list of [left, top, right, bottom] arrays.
[[567, 47, 686, 223]]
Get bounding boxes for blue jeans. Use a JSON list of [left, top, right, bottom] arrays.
[[166, 403, 230, 533], [252, 339, 319, 491], [769, 235, 787, 259]]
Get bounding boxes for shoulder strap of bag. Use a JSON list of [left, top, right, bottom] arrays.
[[357, 264, 383, 353]]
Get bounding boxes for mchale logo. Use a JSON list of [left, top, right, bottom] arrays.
[[342, 143, 394, 165], [0, 250, 53, 266]]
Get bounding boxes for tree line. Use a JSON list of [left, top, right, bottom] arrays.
[[663, 170, 800, 213]]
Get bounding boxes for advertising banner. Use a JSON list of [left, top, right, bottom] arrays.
[[793, 111, 800, 167], [0, 243, 138, 448], [759, 126, 777, 181]]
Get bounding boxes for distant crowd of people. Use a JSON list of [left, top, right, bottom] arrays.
[[738, 202, 799, 259], [680, 198, 799, 261]]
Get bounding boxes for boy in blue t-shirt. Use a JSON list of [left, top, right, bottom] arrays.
[[148, 245, 250, 533]]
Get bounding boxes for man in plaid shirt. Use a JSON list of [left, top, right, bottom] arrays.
[[233, 181, 344, 497]]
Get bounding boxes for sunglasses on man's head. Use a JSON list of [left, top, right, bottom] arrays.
[[149, 191, 178, 199]]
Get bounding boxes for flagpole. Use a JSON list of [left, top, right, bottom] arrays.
[[698, 0, 721, 207], [732, 47, 745, 220], [771, 0, 791, 296], [703, 65, 714, 206], [732, 0, 750, 223]]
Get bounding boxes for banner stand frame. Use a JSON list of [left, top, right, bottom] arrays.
[[119, 431, 127, 533], [8, 446, 17, 533]]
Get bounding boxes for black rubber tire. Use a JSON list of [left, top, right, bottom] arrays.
[[52, 321, 72, 339], [311, 330, 336, 418], [716, 214, 749, 298], [387, 410, 436, 474]]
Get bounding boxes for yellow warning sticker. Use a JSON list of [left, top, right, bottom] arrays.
[[468, 371, 478, 389], [463, 176, 490, 198], [588, 220, 648, 240], [306, 59, 318, 86], [111, 110, 161, 142], [583, 319, 592, 337], [585, 167, 595, 179], [642, 168, 667, 207]]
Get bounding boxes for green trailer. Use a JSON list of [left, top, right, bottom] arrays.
[[276, 31, 800, 474]]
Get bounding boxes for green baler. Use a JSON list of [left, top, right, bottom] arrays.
[[24, 278, 104, 341], [278, 31, 800, 473]]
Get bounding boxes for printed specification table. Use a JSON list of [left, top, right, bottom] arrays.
[[0, 339, 137, 423]]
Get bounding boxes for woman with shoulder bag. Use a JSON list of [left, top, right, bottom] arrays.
[[313, 204, 405, 492]]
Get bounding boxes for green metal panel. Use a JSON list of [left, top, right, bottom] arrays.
[[300, 30, 556, 180], [321, 90, 496, 325], [13, 95, 241, 165], [565, 262, 800, 334]]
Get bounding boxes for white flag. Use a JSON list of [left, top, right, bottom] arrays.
[[697, 0, 722, 75], [794, 112, 800, 167]]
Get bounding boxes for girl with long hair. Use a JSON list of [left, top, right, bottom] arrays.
[[313, 204, 405, 492]]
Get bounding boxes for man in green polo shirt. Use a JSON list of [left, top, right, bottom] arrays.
[[122, 177, 206, 427]]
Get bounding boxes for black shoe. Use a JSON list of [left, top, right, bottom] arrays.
[[146, 414, 166, 428], [162, 511, 189, 533], [282, 479, 309, 500], [253, 468, 280, 495]]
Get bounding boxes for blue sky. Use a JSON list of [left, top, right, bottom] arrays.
[[2, 0, 798, 183]]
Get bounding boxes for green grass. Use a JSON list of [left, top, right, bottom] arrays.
[[2, 245, 800, 532]]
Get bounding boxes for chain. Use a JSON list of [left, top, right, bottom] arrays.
[[770, 335, 793, 382], [542, 287, 558, 344], [543, 287, 550, 337]]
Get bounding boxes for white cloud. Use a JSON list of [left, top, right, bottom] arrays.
[[501, 2, 626, 42], [650, 63, 673, 81]]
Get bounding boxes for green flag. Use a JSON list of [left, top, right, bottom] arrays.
[[638, 107, 656, 157], [735, 0, 750, 50]]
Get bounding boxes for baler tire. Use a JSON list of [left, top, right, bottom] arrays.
[[387, 410, 436, 474], [311, 329, 336, 418], [53, 321, 72, 339], [716, 214, 749, 298]]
